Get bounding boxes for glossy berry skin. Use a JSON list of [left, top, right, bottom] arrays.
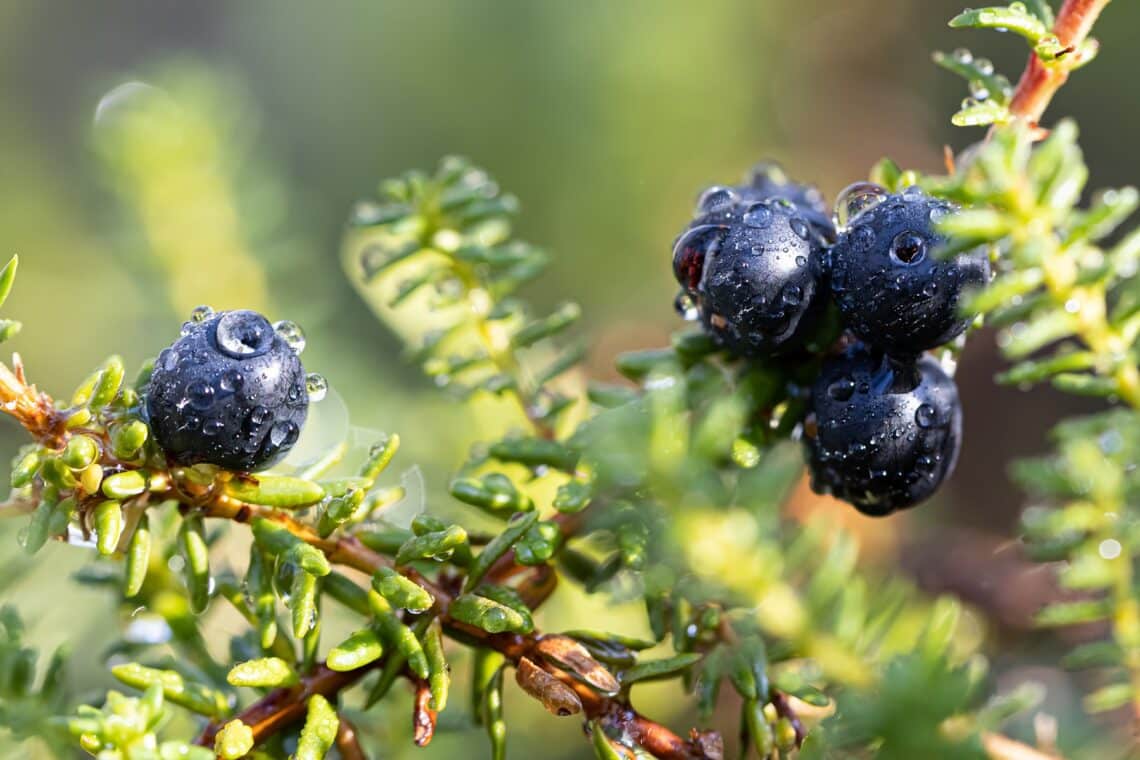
[[805, 343, 961, 516], [673, 189, 827, 357], [145, 310, 308, 471], [828, 191, 989, 356]]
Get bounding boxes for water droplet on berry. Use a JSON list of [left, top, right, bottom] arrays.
[[789, 218, 810, 240], [901, 186, 925, 202], [184, 414, 201, 431], [781, 284, 803, 306], [795, 255, 807, 267], [306, 373, 328, 402], [835, 182, 888, 228], [915, 404, 938, 428], [202, 420, 225, 437], [827, 376, 856, 402], [890, 231, 927, 264], [273, 320, 306, 355], [672, 225, 724, 290], [922, 281, 939, 297], [186, 380, 215, 410], [674, 291, 699, 321], [268, 421, 300, 449], [696, 185, 736, 214], [219, 370, 244, 394], [180, 321, 195, 337], [190, 305, 214, 324], [742, 203, 773, 229], [246, 406, 272, 430], [215, 311, 274, 358], [159, 349, 177, 371], [929, 206, 950, 223]]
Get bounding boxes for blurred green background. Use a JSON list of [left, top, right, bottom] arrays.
[[2, 0, 1140, 756]]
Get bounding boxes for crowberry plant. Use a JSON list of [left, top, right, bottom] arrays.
[[1, 1, 1138, 759]]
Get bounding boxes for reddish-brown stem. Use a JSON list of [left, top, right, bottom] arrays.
[[1006, 0, 1112, 126], [335, 716, 368, 760]]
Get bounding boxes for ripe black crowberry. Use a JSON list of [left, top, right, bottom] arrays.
[[672, 188, 827, 357], [145, 308, 315, 471], [805, 343, 961, 516], [828, 188, 989, 355]]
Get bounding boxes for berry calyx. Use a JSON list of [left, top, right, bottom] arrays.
[[145, 309, 312, 472], [828, 188, 990, 356], [673, 190, 827, 357], [805, 343, 961, 516]]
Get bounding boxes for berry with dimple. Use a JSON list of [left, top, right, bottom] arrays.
[[828, 188, 990, 355], [672, 188, 827, 357], [145, 309, 313, 471], [805, 343, 961, 516]]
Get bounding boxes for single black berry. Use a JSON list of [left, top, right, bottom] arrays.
[[828, 188, 989, 355], [145, 309, 312, 471], [672, 188, 827, 357], [805, 343, 961, 516]]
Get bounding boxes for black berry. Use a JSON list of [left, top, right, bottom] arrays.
[[672, 189, 827, 357], [805, 343, 961, 516], [828, 189, 989, 355], [145, 309, 311, 471]]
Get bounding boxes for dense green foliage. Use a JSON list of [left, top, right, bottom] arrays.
[[0, 2, 1136, 759]]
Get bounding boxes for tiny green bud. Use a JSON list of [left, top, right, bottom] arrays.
[[80, 463, 104, 495], [62, 435, 99, 470], [10, 450, 40, 488], [214, 720, 255, 760], [93, 500, 123, 556], [110, 419, 149, 459]]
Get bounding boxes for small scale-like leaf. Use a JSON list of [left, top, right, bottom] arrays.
[[214, 720, 255, 760], [949, 6, 1049, 43], [1084, 682, 1134, 713], [224, 475, 325, 508], [372, 566, 433, 612], [449, 593, 533, 634], [111, 663, 229, 717], [94, 500, 124, 556], [227, 657, 299, 688], [123, 514, 151, 597], [327, 628, 385, 672], [295, 694, 339, 760], [464, 511, 540, 590], [0, 255, 18, 309], [424, 619, 449, 711]]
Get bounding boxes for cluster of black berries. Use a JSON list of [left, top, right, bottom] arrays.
[[145, 308, 316, 472], [672, 164, 989, 516]]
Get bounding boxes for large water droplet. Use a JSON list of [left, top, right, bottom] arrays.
[[696, 185, 737, 214], [186, 380, 215, 411], [672, 224, 725, 290], [306, 373, 328, 402], [246, 406, 272, 431], [273, 320, 306, 355], [781, 284, 803, 306], [202, 420, 225, 437], [827, 376, 856, 402], [215, 311, 273, 358], [835, 182, 888, 229], [890, 231, 927, 265], [190, 305, 215, 324], [915, 404, 938, 428], [742, 203, 773, 229], [268, 421, 300, 448], [789, 218, 810, 240]]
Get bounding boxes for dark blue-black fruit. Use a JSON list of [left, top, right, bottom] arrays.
[[672, 188, 827, 357], [145, 309, 310, 471], [805, 343, 961, 516], [828, 189, 989, 356]]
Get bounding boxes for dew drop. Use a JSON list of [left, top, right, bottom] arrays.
[[186, 380, 215, 411], [922, 281, 939, 297], [1064, 298, 1081, 314], [246, 406, 272, 430], [202, 420, 225, 437], [190, 305, 215, 324], [306, 373, 328, 402], [781, 284, 803, 306], [952, 48, 973, 64], [219, 370, 244, 394], [215, 311, 273, 358], [835, 182, 888, 228], [968, 79, 990, 100], [915, 404, 938, 428], [672, 225, 724, 290], [268, 421, 300, 448], [795, 255, 807, 267], [929, 206, 950, 223], [696, 185, 737, 213], [674, 291, 699, 321], [890, 231, 927, 265], [273, 320, 306, 355], [183, 414, 201, 431], [742, 203, 773, 229], [789, 218, 810, 240], [827, 376, 856, 402], [159, 349, 177, 371]]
